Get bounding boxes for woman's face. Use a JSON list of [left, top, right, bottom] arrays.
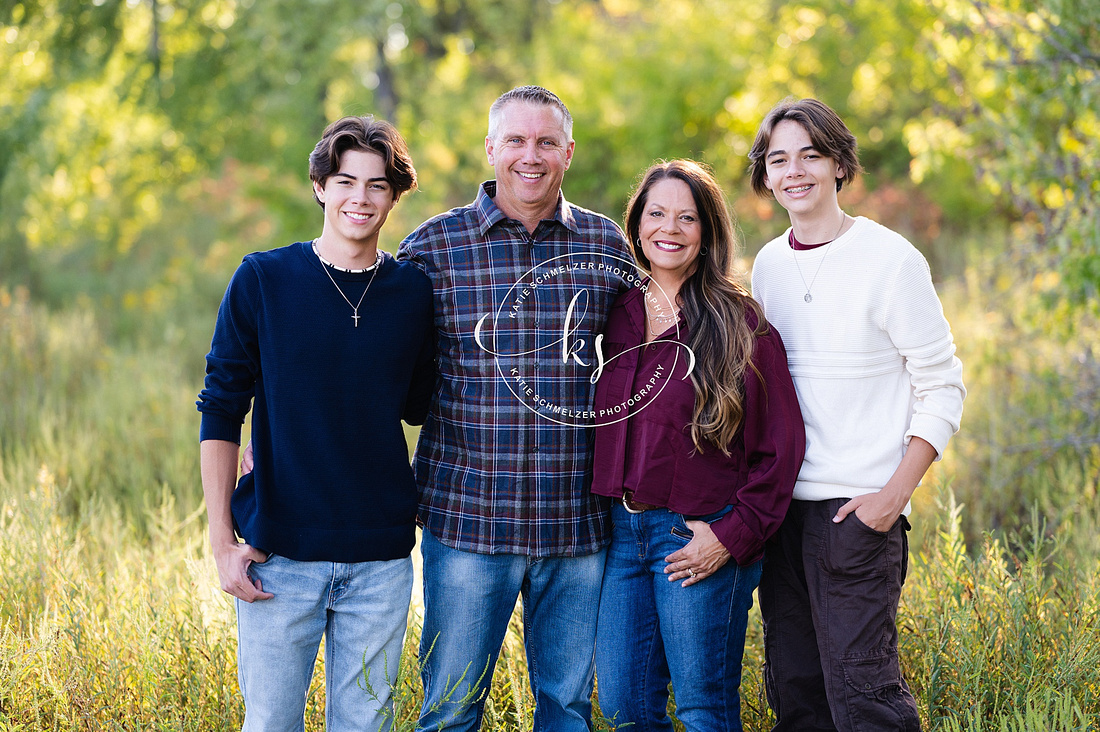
[[639, 177, 703, 285]]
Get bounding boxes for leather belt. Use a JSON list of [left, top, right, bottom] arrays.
[[621, 491, 661, 514]]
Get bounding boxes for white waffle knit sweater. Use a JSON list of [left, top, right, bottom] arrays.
[[751, 216, 965, 505]]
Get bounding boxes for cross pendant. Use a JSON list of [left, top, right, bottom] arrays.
[[352, 312, 360, 327]]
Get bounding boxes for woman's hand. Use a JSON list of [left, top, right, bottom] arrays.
[[664, 520, 731, 587]]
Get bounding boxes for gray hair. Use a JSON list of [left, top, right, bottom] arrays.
[[487, 85, 573, 141]]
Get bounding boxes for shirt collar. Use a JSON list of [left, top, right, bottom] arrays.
[[474, 180, 581, 238]]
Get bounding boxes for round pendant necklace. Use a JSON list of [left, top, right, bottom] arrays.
[[792, 213, 846, 303], [313, 240, 383, 327]]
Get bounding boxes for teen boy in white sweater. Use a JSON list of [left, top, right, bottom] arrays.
[[748, 98, 965, 731]]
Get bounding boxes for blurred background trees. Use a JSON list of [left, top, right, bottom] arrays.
[[1, 0, 1097, 547]]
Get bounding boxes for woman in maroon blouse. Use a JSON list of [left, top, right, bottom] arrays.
[[592, 160, 805, 731]]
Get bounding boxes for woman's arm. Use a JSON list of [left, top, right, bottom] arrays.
[[665, 324, 806, 585]]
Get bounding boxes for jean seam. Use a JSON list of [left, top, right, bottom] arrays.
[[523, 587, 541, 731], [718, 566, 739, 728], [638, 615, 662, 732]]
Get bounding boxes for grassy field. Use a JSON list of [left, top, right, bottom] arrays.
[[2, 276, 1099, 730]]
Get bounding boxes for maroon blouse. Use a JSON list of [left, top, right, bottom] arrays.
[[590, 286, 806, 565]]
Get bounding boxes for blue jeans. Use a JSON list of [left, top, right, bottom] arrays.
[[237, 554, 413, 732], [417, 529, 606, 731], [595, 504, 763, 732]]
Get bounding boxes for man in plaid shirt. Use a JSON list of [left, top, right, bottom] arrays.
[[398, 86, 631, 731]]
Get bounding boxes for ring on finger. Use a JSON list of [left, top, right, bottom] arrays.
[[688, 569, 697, 578]]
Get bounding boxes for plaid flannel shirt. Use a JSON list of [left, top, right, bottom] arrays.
[[398, 181, 632, 556]]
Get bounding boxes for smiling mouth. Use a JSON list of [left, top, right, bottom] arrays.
[[785, 184, 812, 194], [518, 172, 544, 180], [344, 211, 372, 222], [653, 240, 685, 252]]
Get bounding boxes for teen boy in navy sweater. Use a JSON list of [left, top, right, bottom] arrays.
[[197, 116, 434, 731]]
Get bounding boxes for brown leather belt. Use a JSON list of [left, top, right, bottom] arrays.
[[621, 491, 661, 514]]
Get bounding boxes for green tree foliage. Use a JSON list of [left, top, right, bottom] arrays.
[[913, 0, 1100, 309], [897, 0, 1100, 543]]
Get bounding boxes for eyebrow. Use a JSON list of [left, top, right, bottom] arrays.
[[647, 202, 698, 214], [333, 172, 389, 184], [767, 145, 816, 159]]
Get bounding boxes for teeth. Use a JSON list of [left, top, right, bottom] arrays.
[[519, 172, 543, 179], [654, 241, 683, 251], [787, 185, 811, 193], [345, 212, 370, 221]]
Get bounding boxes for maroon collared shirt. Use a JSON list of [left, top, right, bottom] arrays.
[[591, 286, 806, 564]]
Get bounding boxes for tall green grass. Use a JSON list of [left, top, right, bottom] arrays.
[[2, 283, 1099, 730]]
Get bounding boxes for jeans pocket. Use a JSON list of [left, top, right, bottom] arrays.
[[246, 552, 278, 590], [670, 523, 694, 541]]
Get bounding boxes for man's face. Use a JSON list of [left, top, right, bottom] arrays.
[[762, 119, 844, 219], [313, 149, 397, 251], [485, 101, 574, 224]]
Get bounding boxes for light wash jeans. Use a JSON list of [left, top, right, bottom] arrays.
[[595, 504, 763, 732], [236, 554, 413, 732], [416, 529, 606, 732]]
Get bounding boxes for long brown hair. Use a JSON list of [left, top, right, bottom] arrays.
[[625, 159, 766, 454]]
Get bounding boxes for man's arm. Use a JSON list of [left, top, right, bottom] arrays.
[[833, 436, 937, 532], [836, 247, 965, 532], [201, 439, 273, 602]]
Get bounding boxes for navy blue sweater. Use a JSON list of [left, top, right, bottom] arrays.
[[197, 242, 435, 562]]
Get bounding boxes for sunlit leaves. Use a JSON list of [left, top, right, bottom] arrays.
[[918, 0, 1100, 307]]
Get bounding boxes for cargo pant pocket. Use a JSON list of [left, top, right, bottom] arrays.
[[841, 653, 920, 732]]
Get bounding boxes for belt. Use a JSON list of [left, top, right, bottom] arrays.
[[621, 491, 661, 514]]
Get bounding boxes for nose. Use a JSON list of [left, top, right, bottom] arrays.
[[660, 215, 681, 233], [786, 157, 804, 177], [520, 140, 541, 163], [349, 183, 370, 204]]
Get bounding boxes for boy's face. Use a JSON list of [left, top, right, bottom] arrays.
[[763, 119, 845, 218], [313, 149, 397, 251]]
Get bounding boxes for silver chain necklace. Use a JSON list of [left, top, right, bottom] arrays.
[[645, 303, 680, 337], [792, 213, 846, 303], [313, 241, 383, 327]]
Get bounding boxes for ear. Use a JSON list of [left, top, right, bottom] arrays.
[[313, 179, 326, 203], [836, 164, 845, 180], [563, 140, 575, 170], [485, 136, 496, 166]]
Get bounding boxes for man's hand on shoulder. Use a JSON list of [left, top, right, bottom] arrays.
[[240, 439, 254, 475]]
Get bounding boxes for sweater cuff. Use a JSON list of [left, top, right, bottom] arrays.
[[199, 413, 243, 444], [905, 414, 956, 461]]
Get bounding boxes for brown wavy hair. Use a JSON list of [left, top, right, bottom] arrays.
[[308, 116, 417, 208], [747, 97, 862, 197], [625, 159, 766, 454]]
